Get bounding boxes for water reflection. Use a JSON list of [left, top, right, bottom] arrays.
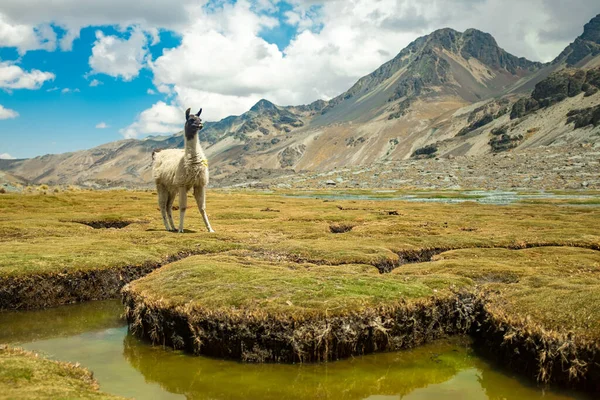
[[0, 300, 591, 400]]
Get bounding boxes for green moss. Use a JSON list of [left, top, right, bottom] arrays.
[[0, 345, 123, 399]]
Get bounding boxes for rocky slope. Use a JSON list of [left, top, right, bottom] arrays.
[[2, 15, 600, 188]]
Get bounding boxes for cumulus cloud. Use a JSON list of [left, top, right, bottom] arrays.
[[61, 87, 80, 93], [89, 28, 149, 81], [145, 0, 600, 127], [0, 0, 203, 53], [89, 79, 103, 87], [119, 101, 183, 139], [95, 122, 109, 129], [0, 61, 54, 90], [0, 13, 57, 54], [0, 104, 18, 119], [0, 152, 16, 159]]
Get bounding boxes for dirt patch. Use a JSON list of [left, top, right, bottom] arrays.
[[329, 223, 354, 233], [375, 248, 450, 273], [74, 220, 132, 229]]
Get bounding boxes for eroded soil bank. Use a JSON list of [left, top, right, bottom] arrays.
[[0, 300, 592, 400], [121, 245, 600, 393]]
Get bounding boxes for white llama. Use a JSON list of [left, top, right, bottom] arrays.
[[152, 108, 215, 233]]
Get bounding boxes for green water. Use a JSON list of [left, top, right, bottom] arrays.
[[0, 300, 591, 400]]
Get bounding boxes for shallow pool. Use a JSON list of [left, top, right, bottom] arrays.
[[286, 190, 600, 206]]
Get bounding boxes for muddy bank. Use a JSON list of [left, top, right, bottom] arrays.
[[122, 286, 600, 394], [473, 299, 600, 393], [0, 250, 207, 311], [122, 290, 476, 363]]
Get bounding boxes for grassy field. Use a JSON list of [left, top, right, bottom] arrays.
[[0, 345, 123, 400], [2, 189, 598, 278], [1, 189, 600, 390]]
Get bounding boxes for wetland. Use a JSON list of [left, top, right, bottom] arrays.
[[1, 189, 599, 398]]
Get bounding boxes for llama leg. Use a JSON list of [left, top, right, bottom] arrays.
[[157, 184, 171, 231], [166, 191, 176, 231], [194, 185, 215, 233], [178, 186, 188, 233]]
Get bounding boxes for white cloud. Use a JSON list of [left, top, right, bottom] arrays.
[[89, 79, 103, 87], [0, 13, 57, 54], [0, 0, 203, 53], [0, 152, 16, 159], [147, 88, 156, 95], [89, 27, 149, 81], [95, 122, 109, 129], [61, 87, 80, 93], [0, 104, 18, 119], [143, 0, 600, 127], [0, 61, 54, 90], [119, 101, 183, 139]]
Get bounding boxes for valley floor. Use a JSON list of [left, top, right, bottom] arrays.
[[213, 144, 600, 190], [0, 190, 599, 396]]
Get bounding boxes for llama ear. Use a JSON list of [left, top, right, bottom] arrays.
[[185, 108, 191, 120], [196, 108, 202, 117]]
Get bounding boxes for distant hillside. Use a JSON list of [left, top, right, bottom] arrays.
[[2, 14, 600, 188]]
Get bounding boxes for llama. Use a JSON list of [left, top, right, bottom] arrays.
[[152, 108, 215, 233]]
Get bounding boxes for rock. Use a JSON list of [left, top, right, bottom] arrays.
[[566, 105, 600, 129]]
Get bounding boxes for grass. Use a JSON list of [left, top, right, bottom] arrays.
[[1, 190, 599, 278], [395, 246, 600, 338], [0, 345, 123, 400], [125, 254, 471, 317], [2, 189, 600, 386]]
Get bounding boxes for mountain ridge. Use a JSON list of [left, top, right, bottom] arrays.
[[2, 15, 600, 188]]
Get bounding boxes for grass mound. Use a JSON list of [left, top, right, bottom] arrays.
[[394, 246, 600, 390], [123, 255, 475, 362], [124, 246, 600, 391], [0, 345, 123, 399]]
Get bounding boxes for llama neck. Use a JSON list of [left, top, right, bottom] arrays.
[[184, 134, 206, 160]]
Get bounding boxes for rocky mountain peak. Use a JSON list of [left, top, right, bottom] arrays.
[[581, 14, 600, 43], [250, 99, 277, 113], [554, 14, 600, 66]]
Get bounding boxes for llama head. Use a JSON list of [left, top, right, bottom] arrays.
[[184, 108, 203, 140]]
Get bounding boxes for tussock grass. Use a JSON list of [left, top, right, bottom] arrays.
[[2, 190, 600, 389], [123, 255, 475, 362], [0, 345, 123, 399]]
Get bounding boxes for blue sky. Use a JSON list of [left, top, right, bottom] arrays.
[[0, 28, 182, 158], [0, 0, 599, 159]]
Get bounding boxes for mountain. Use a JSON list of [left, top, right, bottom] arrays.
[[554, 14, 600, 67], [2, 15, 600, 188]]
